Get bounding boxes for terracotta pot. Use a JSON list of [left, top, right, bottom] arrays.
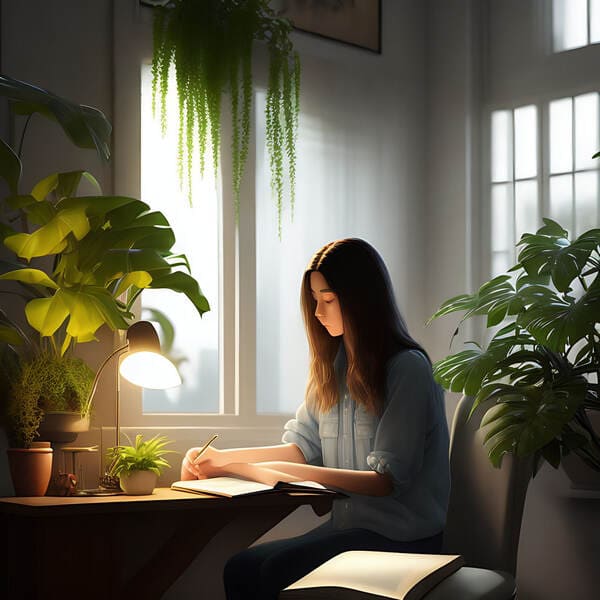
[[38, 411, 90, 443], [119, 470, 158, 495], [7, 441, 53, 496]]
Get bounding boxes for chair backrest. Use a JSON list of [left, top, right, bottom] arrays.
[[442, 396, 532, 577]]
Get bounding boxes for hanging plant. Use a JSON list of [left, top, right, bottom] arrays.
[[150, 0, 300, 233]]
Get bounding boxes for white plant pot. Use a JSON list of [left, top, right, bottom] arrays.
[[119, 470, 158, 495]]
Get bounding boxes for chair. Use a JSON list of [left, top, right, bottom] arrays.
[[280, 396, 533, 599]]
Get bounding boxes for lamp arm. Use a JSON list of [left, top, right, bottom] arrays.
[[83, 343, 129, 416]]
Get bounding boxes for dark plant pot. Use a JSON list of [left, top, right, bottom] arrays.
[[38, 411, 90, 444], [7, 441, 53, 496], [562, 411, 600, 490]]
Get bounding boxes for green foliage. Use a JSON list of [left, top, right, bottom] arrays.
[[106, 434, 174, 477], [12, 353, 94, 414], [150, 0, 301, 234], [430, 219, 600, 474], [0, 74, 210, 447]]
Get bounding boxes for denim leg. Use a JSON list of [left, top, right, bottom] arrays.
[[223, 526, 443, 600]]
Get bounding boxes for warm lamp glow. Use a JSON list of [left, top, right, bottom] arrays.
[[119, 351, 182, 389]]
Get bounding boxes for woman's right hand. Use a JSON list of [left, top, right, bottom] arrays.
[[180, 446, 224, 480]]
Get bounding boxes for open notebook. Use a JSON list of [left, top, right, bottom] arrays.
[[171, 477, 341, 498], [282, 551, 465, 600]]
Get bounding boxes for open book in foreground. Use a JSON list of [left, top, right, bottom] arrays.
[[171, 477, 342, 498], [282, 551, 465, 600]]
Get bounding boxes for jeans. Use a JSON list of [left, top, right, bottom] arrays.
[[223, 524, 444, 600]]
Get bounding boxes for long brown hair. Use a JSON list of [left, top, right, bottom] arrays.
[[301, 238, 428, 416]]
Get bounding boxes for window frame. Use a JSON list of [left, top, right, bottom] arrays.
[[113, 0, 292, 437], [485, 88, 600, 280]]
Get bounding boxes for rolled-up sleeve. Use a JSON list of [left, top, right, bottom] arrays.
[[366, 350, 432, 494], [282, 400, 323, 465]]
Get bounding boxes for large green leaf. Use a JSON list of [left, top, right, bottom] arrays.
[[0, 137, 22, 193], [0, 268, 58, 289], [5, 194, 55, 225], [432, 323, 535, 395], [517, 219, 600, 292], [4, 206, 90, 260], [0, 74, 111, 161], [429, 275, 524, 328], [149, 271, 210, 317], [25, 293, 70, 337], [31, 171, 101, 203], [113, 271, 152, 297], [517, 276, 600, 352], [477, 377, 587, 466], [93, 248, 171, 283]]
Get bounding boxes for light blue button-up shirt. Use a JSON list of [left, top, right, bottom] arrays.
[[282, 347, 450, 542]]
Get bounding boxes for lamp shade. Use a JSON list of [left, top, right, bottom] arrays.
[[118, 321, 182, 389]]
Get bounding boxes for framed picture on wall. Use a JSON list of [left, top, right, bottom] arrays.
[[275, 0, 382, 54]]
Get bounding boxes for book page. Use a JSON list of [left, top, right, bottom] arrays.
[[286, 480, 326, 490], [171, 477, 274, 497]]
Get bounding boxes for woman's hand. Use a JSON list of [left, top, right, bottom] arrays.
[[180, 446, 225, 480]]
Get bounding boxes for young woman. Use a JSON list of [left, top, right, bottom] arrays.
[[181, 238, 450, 600]]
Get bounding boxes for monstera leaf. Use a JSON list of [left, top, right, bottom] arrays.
[[433, 323, 535, 396], [428, 275, 525, 328], [0, 74, 111, 161], [517, 219, 600, 292], [517, 277, 600, 352], [477, 377, 587, 467]]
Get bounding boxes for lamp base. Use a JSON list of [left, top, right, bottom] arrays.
[[75, 488, 124, 496]]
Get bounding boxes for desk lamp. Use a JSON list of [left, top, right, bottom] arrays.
[[82, 320, 181, 493]]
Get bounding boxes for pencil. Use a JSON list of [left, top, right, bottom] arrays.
[[192, 433, 219, 464]]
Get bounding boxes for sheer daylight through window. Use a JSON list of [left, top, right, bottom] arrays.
[[553, 0, 600, 52], [490, 92, 600, 277], [140, 64, 220, 413]]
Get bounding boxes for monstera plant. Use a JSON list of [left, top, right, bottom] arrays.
[[429, 219, 600, 474], [0, 74, 209, 448]]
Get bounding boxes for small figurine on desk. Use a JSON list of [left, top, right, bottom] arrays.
[[46, 472, 77, 497]]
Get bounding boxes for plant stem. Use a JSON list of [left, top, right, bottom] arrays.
[[17, 114, 33, 160]]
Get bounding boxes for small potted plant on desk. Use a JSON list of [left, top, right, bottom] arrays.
[[105, 434, 174, 495]]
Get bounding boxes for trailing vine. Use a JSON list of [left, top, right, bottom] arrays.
[[150, 0, 301, 233]]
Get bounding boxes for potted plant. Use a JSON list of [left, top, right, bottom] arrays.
[[0, 75, 209, 492], [429, 219, 600, 477], [148, 0, 300, 234], [105, 434, 174, 495]]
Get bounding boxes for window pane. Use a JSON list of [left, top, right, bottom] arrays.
[[491, 110, 513, 182], [591, 0, 600, 43], [514, 105, 537, 179], [553, 0, 588, 52], [492, 251, 512, 278], [140, 64, 220, 413], [575, 171, 599, 236], [575, 93, 599, 170], [550, 97, 572, 174], [550, 174, 574, 234], [515, 180, 538, 240], [492, 184, 514, 252]]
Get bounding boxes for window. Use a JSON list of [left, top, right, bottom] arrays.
[[490, 92, 600, 277], [140, 65, 220, 414], [490, 105, 539, 276], [553, 0, 600, 52], [549, 93, 599, 235]]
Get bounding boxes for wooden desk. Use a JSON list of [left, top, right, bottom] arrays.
[[0, 488, 334, 600]]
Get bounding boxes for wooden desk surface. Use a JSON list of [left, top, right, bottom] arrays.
[[1, 487, 335, 599], [0, 486, 334, 517]]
